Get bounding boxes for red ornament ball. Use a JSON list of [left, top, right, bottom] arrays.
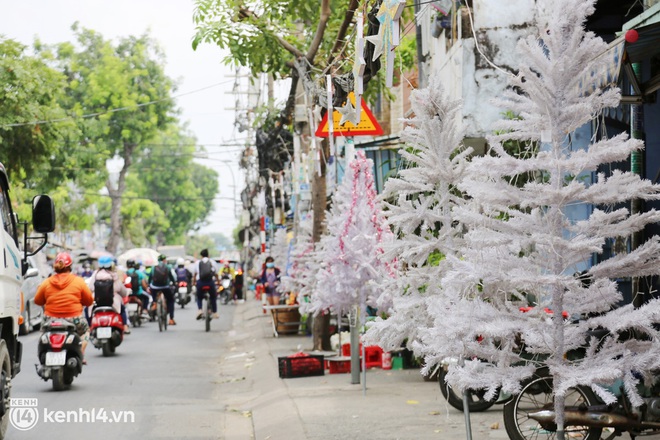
[[625, 29, 639, 43]]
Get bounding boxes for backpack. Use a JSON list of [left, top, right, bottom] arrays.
[[152, 264, 169, 286], [175, 267, 188, 282], [94, 275, 114, 307], [199, 260, 213, 281], [129, 270, 140, 294]]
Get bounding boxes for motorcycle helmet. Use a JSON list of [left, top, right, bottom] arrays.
[[176, 258, 184, 267], [126, 259, 136, 268], [98, 255, 114, 269], [158, 254, 167, 262], [54, 252, 73, 267]]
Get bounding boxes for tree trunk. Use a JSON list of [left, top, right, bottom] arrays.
[[106, 194, 123, 254], [311, 136, 331, 351], [313, 313, 331, 352], [105, 142, 136, 254]]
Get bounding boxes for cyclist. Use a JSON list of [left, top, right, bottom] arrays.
[[149, 254, 177, 325], [192, 249, 219, 320]]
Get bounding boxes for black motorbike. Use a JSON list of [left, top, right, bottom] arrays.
[[35, 318, 83, 391], [504, 373, 660, 440], [438, 361, 507, 411]]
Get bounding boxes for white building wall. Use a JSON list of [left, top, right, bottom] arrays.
[[425, 0, 539, 139]]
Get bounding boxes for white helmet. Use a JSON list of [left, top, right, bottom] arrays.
[[176, 258, 185, 266]]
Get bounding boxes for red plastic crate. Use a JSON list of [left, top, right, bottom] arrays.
[[326, 356, 361, 374], [278, 353, 325, 378], [341, 343, 363, 356], [364, 346, 383, 369]]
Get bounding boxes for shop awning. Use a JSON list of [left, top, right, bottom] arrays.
[[620, 3, 660, 103], [578, 3, 660, 104]]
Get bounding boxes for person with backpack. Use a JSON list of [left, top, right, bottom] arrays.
[[88, 255, 129, 333], [149, 254, 177, 325], [126, 259, 150, 315], [175, 258, 193, 293], [192, 249, 219, 320]]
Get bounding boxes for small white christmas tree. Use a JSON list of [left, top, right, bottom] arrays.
[[280, 217, 314, 296], [270, 227, 290, 275], [426, 0, 660, 435], [307, 151, 394, 318], [364, 77, 472, 357]]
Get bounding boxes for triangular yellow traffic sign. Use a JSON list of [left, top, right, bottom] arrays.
[[315, 92, 384, 137]]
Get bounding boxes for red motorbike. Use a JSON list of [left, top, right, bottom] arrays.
[[90, 307, 124, 357]]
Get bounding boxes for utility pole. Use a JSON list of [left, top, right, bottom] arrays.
[[229, 67, 263, 276]]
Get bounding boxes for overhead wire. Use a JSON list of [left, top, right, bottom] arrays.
[[0, 79, 236, 129]]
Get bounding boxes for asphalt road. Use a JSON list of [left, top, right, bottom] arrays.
[[8, 300, 236, 439]]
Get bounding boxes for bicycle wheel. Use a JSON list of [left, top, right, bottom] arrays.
[[157, 296, 164, 332], [161, 295, 168, 331], [205, 295, 211, 332], [503, 375, 602, 440]]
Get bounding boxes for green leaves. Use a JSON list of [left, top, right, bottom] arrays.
[[1, 27, 221, 249], [134, 125, 219, 243], [0, 38, 76, 184]]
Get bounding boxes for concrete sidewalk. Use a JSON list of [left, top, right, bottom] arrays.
[[216, 301, 508, 440]]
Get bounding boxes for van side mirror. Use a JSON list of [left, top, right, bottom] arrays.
[[24, 267, 39, 279], [32, 195, 55, 233]]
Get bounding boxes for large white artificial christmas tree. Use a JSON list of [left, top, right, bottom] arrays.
[[421, 0, 660, 436], [364, 77, 472, 357], [307, 151, 394, 318]]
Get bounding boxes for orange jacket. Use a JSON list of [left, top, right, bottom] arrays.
[[34, 272, 94, 318]]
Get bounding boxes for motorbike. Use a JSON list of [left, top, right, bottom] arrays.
[[176, 280, 192, 308], [438, 308, 566, 412], [218, 276, 233, 305], [90, 306, 124, 357], [504, 372, 660, 440], [438, 359, 509, 412], [123, 277, 143, 327], [125, 295, 142, 327], [35, 318, 83, 391], [503, 325, 660, 440]]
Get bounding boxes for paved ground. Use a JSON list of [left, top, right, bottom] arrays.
[[220, 300, 509, 440]]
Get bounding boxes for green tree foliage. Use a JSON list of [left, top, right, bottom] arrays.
[[119, 192, 170, 248], [2, 29, 221, 248], [135, 124, 219, 243], [0, 38, 77, 185], [185, 234, 218, 258], [47, 25, 176, 253], [193, 0, 323, 77]]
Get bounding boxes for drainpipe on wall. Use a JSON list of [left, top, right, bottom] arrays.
[[414, 0, 426, 89], [631, 61, 644, 308]]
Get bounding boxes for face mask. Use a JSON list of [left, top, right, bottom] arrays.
[[266, 263, 274, 268]]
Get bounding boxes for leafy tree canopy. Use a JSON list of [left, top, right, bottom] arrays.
[[0, 37, 78, 187]]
